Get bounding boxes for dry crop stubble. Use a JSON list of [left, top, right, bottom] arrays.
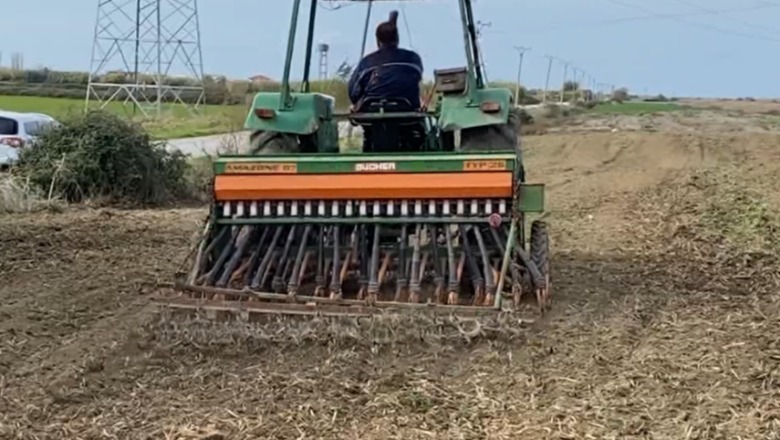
[[0, 126, 779, 439]]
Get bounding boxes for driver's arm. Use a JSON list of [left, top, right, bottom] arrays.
[[348, 58, 368, 106], [411, 51, 424, 107], [412, 51, 423, 79]]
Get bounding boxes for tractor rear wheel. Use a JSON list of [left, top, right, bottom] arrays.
[[530, 220, 551, 312], [460, 107, 519, 151], [460, 108, 525, 181], [248, 131, 300, 154]]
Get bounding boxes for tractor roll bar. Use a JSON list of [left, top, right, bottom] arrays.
[[279, 0, 485, 110]]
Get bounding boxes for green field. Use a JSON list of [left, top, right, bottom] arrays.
[[590, 100, 686, 115], [1, 94, 676, 140], [0, 95, 248, 139]]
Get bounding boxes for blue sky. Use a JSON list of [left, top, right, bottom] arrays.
[[1, 0, 779, 98]]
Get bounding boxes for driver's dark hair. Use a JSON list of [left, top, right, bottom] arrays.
[[376, 11, 400, 46]]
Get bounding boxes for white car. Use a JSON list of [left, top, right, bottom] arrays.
[[0, 111, 59, 168]]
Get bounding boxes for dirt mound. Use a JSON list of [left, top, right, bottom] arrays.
[[1, 130, 779, 439], [523, 131, 780, 251]]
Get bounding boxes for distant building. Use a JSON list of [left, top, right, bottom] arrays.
[[249, 74, 275, 84]]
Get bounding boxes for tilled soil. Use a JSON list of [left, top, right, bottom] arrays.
[[1, 129, 779, 439]]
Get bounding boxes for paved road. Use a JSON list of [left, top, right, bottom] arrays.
[[165, 122, 356, 156], [160, 104, 556, 155], [164, 131, 251, 156]]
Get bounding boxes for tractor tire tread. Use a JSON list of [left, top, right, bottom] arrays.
[[459, 108, 525, 181], [249, 130, 300, 155]]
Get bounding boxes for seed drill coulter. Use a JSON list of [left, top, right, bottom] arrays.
[[159, 0, 552, 319]]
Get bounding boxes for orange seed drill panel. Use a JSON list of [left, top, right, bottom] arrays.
[[214, 172, 513, 201]]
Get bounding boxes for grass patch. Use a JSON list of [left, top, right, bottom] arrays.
[[691, 169, 778, 252], [141, 110, 247, 139], [519, 103, 584, 134], [630, 167, 779, 294], [590, 101, 687, 116], [0, 95, 247, 139], [640, 167, 778, 253], [0, 174, 63, 214]]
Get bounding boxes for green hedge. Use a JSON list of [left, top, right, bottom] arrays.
[[0, 67, 547, 108]]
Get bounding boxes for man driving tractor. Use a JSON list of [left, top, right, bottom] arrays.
[[348, 11, 423, 112]]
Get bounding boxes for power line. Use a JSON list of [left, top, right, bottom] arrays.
[[591, 4, 777, 28], [600, 0, 780, 43], [483, 4, 778, 37], [318, 1, 356, 11], [668, 0, 778, 34], [398, 1, 414, 50]]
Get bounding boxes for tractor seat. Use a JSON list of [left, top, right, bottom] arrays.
[[350, 97, 425, 121], [350, 98, 428, 153]]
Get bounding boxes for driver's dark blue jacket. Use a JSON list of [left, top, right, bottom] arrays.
[[348, 46, 423, 111]]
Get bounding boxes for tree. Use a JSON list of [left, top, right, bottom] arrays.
[[612, 87, 629, 103], [563, 81, 579, 91], [335, 60, 353, 81]]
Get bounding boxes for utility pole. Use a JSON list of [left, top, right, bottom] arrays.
[[587, 76, 594, 102], [513, 46, 530, 106], [543, 55, 554, 104], [560, 61, 569, 104], [569, 66, 579, 101], [476, 21, 491, 83], [596, 82, 607, 101], [579, 70, 588, 102]]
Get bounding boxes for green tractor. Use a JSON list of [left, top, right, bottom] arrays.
[[160, 0, 551, 318]]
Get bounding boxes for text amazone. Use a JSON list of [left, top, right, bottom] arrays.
[[225, 163, 297, 173]]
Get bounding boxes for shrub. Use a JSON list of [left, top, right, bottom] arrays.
[[16, 110, 190, 205], [184, 155, 214, 202], [514, 107, 534, 125], [541, 103, 567, 118]]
